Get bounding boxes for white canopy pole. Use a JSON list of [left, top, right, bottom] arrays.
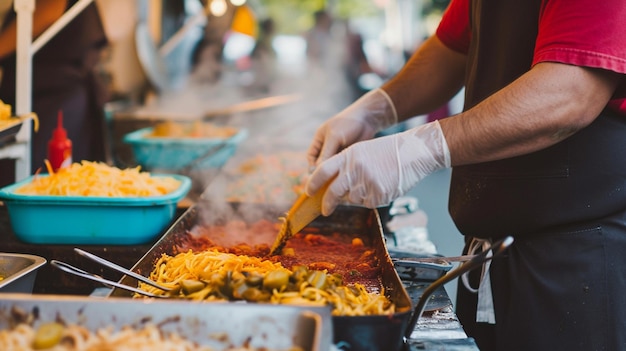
[[14, 0, 33, 117], [13, 0, 34, 178]]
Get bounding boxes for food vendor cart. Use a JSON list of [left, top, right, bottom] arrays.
[[0, 1, 482, 350], [0, 201, 481, 351]]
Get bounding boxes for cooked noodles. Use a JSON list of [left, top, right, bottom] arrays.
[[137, 249, 395, 316]]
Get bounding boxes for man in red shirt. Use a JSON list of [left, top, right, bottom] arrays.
[[306, 0, 626, 349]]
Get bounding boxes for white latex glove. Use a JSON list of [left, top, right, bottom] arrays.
[[306, 120, 451, 216], [307, 88, 398, 167]]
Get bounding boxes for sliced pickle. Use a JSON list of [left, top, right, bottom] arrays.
[[307, 271, 327, 289], [33, 322, 64, 349], [244, 273, 264, 287], [290, 265, 309, 283], [181, 279, 206, 294], [263, 270, 290, 290], [242, 287, 271, 302]]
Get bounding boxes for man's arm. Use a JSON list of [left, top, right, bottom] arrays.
[[0, 0, 67, 59], [382, 35, 467, 122], [381, 33, 621, 167], [441, 62, 622, 166]]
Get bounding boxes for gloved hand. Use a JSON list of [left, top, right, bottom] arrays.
[[306, 120, 451, 216], [307, 88, 398, 168]]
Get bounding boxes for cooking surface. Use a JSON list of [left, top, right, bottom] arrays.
[[110, 203, 414, 351], [111, 203, 410, 300], [183, 227, 384, 290]]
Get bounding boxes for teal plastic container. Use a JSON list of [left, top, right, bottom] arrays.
[[123, 127, 247, 171], [0, 174, 191, 245]]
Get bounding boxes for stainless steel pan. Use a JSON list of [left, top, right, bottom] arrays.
[[0, 293, 330, 351], [109, 202, 414, 351]]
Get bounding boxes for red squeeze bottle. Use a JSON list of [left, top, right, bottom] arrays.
[[48, 110, 72, 172]]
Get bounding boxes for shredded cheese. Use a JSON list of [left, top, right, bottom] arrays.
[[15, 161, 181, 197]]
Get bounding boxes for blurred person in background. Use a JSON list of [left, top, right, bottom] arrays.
[[0, 0, 109, 185], [248, 17, 277, 94], [342, 20, 374, 100], [305, 9, 332, 69], [304, 9, 354, 118], [305, 0, 626, 350], [191, 1, 237, 84]]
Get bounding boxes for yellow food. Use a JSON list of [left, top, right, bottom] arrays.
[[0, 100, 39, 132], [148, 121, 238, 138], [32, 322, 64, 349], [137, 249, 396, 316], [15, 161, 181, 197], [0, 99, 11, 119]]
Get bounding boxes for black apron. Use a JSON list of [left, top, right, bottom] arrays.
[[448, 1, 626, 350]]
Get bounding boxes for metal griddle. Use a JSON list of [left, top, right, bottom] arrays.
[[109, 202, 414, 351]]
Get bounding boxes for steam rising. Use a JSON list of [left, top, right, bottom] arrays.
[[136, 28, 356, 227]]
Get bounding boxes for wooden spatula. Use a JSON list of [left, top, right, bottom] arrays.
[[269, 178, 333, 255]]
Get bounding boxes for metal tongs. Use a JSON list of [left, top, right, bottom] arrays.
[[50, 248, 171, 298], [403, 236, 515, 345]]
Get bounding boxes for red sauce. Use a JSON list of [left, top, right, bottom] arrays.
[[176, 221, 383, 291]]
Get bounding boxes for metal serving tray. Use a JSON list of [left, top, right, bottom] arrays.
[[0, 253, 46, 293], [0, 119, 22, 147], [0, 293, 329, 351], [110, 201, 413, 351]]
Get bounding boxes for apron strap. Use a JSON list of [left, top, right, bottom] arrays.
[[461, 237, 497, 324]]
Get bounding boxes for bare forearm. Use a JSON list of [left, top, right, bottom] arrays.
[[441, 62, 621, 166], [382, 35, 466, 122]]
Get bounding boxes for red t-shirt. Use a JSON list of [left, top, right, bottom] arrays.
[[436, 0, 626, 114]]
